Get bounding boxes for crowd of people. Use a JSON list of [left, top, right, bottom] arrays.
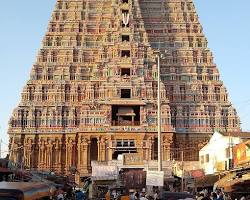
[[196, 189, 250, 200], [54, 185, 250, 200], [129, 189, 160, 200], [55, 187, 87, 200]]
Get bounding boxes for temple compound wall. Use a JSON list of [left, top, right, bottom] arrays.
[[10, 132, 174, 176]]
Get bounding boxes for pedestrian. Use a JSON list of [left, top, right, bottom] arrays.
[[140, 191, 148, 200], [153, 191, 160, 200], [240, 196, 246, 200], [211, 192, 217, 200], [129, 189, 135, 200], [217, 191, 224, 200], [197, 192, 204, 200], [201, 192, 211, 200], [135, 192, 140, 200], [57, 193, 64, 200], [75, 189, 85, 200], [146, 194, 153, 200]]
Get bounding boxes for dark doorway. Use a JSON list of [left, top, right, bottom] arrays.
[[90, 138, 98, 161], [153, 138, 158, 160]]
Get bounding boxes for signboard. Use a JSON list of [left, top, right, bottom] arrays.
[[233, 142, 250, 167], [92, 165, 118, 180], [123, 153, 144, 165], [146, 171, 164, 187], [215, 161, 226, 171], [190, 169, 205, 178]]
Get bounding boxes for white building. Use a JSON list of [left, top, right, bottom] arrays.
[[199, 131, 242, 175]]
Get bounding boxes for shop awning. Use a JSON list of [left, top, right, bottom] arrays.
[[195, 174, 219, 188], [215, 172, 236, 189], [215, 171, 250, 192]]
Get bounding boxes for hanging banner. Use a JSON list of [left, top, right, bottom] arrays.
[[234, 142, 250, 167], [123, 153, 144, 165], [92, 165, 118, 180], [146, 171, 164, 187]]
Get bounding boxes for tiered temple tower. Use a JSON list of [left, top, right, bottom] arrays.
[[8, 0, 240, 175]]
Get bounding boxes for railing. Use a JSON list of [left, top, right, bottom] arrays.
[[112, 121, 140, 126]]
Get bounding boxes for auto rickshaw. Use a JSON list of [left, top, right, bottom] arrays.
[[0, 182, 56, 200], [105, 186, 130, 200]]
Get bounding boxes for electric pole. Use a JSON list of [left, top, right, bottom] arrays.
[[181, 151, 184, 192], [157, 54, 162, 172]]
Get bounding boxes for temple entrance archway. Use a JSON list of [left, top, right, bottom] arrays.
[[90, 138, 98, 161]]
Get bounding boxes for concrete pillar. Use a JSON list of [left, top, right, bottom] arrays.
[[148, 139, 153, 161], [99, 138, 106, 161], [82, 139, 89, 174], [44, 147, 47, 169], [108, 139, 113, 161]]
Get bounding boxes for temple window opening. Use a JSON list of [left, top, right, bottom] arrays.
[[121, 50, 130, 57], [121, 68, 131, 76], [56, 37, 62, 46], [122, 0, 129, 4], [59, 24, 64, 32], [57, 2, 62, 9], [121, 89, 131, 98], [65, 85, 70, 102], [122, 35, 130, 42], [34, 110, 42, 128], [76, 35, 81, 46], [112, 105, 140, 126], [51, 24, 56, 32], [41, 50, 47, 63], [51, 51, 57, 62], [55, 12, 60, 21], [47, 68, 53, 80], [42, 86, 48, 101], [79, 23, 83, 32], [47, 37, 53, 46], [70, 66, 76, 80], [73, 50, 78, 62], [62, 13, 67, 20], [28, 86, 35, 101]]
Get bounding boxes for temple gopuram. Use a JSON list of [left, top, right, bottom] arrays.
[[8, 0, 240, 176]]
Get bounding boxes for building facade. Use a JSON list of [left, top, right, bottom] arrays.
[[199, 131, 241, 175], [8, 0, 240, 176]]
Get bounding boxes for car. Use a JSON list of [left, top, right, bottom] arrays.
[[0, 182, 56, 200], [161, 192, 195, 200]]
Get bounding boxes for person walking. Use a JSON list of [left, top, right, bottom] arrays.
[[140, 192, 148, 200], [129, 189, 135, 200], [211, 192, 218, 200], [153, 191, 160, 200], [134, 192, 140, 200]]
